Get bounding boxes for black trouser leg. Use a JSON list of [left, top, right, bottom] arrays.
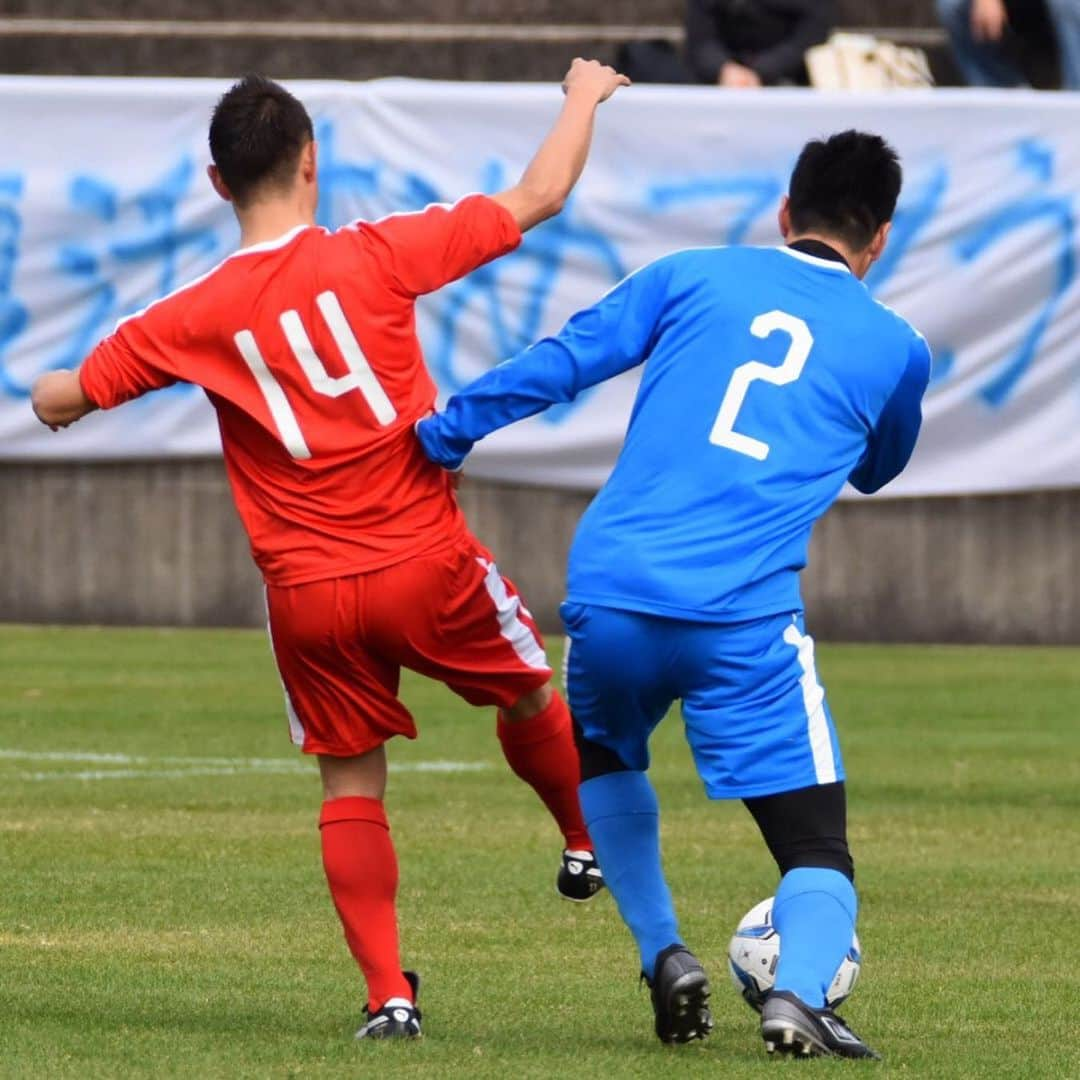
[[743, 781, 854, 881], [573, 717, 632, 781]]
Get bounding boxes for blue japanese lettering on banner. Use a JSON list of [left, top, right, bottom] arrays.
[[0, 174, 30, 398], [0, 157, 221, 400], [313, 119, 381, 230], [646, 173, 783, 245], [54, 158, 219, 401], [0, 126, 1076, 429], [952, 141, 1074, 408]]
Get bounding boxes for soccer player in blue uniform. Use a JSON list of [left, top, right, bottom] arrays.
[[416, 131, 930, 1060]]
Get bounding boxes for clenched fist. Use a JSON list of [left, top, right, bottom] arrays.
[[562, 57, 631, 104]]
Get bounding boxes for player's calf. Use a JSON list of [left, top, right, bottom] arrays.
[[498, 688, 606, 901]]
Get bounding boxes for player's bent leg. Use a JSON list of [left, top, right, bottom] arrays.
[[367, 541, 599, 899], [317, 749, 420, 1039], [498, 683, 602, 900]]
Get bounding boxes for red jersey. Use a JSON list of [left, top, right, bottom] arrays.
[[79, 195, 522, 585]]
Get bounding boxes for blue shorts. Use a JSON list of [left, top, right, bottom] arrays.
[[560, 603, 844, 800]]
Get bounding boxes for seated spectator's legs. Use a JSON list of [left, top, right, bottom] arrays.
[[1045, 0, 1080, 88], [617, 40, 697, 84], [937, 0, 1028, 85]]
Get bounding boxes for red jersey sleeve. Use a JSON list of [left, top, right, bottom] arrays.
[[361, 194, 522, 298], [79, 308, 181, 409]]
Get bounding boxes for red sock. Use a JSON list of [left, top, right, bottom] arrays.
[[497, 691, 593, 851], [319, 796, 412, 1012]]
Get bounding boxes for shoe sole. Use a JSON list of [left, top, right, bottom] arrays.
[[659, 969, 713, 1044], [356, 1023, 423, 1041], [762, 1016, 880, 1060], [762, 1020, 825, 1058]]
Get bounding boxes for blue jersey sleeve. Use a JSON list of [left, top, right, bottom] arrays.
[[848, 333, 932, 495], [416, 259, 672, 470]]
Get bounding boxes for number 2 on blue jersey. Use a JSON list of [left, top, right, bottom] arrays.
[[709, 310, 814, 461]]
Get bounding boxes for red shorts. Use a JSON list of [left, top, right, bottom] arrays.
[[264, 536, 552, 756]]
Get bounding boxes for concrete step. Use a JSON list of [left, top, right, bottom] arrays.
[[0, 0, 684, 24], [0, 30, 626, 80], [0, 30, 963, 85], [0, 0, 941, 29], [0, 1, 953, 83]]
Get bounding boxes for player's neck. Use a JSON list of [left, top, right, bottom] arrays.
[[786, 232, 862, 275], [235, 199, 317, 250]]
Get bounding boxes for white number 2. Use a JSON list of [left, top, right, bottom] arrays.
[[233, 290, 397, 461], [709, 310, 813, 462]]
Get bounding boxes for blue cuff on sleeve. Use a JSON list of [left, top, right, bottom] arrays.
[[414, 416, 470, 472]]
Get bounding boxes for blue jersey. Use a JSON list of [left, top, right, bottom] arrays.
[[417, 244, 931, 622]]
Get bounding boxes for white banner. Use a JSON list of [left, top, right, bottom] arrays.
[[1, 76, 1079, 496]]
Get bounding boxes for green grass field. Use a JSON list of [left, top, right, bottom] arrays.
[[2, 626, 1078, 1078]]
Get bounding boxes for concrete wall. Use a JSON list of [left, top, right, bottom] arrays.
[[2, 460, 1077, 643]]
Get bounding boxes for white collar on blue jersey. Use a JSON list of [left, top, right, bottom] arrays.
[[776, 245, 852, 274]]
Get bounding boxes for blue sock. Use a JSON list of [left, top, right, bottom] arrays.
[[579, 771, 681, 979], [772, 867, 858, 1008]]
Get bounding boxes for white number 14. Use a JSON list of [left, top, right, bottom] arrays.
[[234, 290, 397, 461], [709, 310, 814, 461]]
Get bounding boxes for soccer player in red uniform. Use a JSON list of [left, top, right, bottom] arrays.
[[31, 62, 629, 1039]]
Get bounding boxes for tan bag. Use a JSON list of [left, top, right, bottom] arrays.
[[806, 32, 934, 89]]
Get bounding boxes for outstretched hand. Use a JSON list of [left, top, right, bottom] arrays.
[[562, 57, 631, 104]]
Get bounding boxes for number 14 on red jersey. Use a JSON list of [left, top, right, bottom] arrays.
[[234, 289, 397, 460]]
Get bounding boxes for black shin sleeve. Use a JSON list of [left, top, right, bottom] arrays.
[[572, 718, 632, 782], [743, 781, 854, 882]]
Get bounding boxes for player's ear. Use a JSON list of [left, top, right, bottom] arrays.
[[777, 196, 792, 241], [207, 164, 233, 204], [300, 140, 317, 185], [867, 220, 891, 265]]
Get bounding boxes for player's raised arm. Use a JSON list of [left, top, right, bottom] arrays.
[[492, 58, 630, 232], [416, 258, 670, 471], [30, 369, 97, 430], [368, 60, 627, 299]]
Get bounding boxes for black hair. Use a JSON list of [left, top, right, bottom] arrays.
[[787, 131, 902, 251], [208, 74, 314, 208]]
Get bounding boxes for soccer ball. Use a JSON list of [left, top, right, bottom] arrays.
[[727, 896, 861, 1012]]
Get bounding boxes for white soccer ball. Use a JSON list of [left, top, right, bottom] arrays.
[[727, 896, 861, 1012]]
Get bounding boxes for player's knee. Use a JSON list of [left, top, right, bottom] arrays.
[[318, 748, 387, 802], [773, 836, 855, 882], [502, 682, 553, 722], [572, 718, 631, 781]]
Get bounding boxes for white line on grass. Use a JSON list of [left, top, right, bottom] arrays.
[[23, 766, 307, 782], [0, 748, 492, 782], [1, 750, 304, 766]]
